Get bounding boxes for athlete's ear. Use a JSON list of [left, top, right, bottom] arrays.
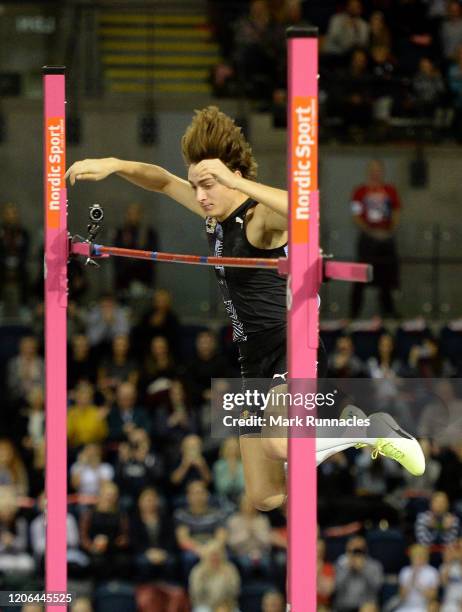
[[233, 169, 243, 178]]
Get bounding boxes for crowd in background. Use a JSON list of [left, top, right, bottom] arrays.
[[208, 0, 462, 141], [2, 194, 462, 610]]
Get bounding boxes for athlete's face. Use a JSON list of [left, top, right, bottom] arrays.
[[188, 163, 238, 219]]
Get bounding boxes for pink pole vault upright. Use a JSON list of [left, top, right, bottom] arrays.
[[287, 27, 320, 611], [43, 66, 68, 611]]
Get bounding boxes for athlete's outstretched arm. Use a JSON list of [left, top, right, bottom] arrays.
[[193, 159, 288, 230], [65, 157, 205, 218]]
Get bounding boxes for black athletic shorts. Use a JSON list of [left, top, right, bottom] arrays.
[[238, 326, 327, 435]]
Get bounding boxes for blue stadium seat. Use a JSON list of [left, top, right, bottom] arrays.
[[323, 534, 349, 563], [440, 325, 462, 370], [366, 528, 407, 574], [351, 328, 386, 361], [395, 323, 433, 361], [239, 580, 276, 612]]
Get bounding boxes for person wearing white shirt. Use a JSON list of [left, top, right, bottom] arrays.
[[70, 443, 114, 497], [396, 544, 439, 611]]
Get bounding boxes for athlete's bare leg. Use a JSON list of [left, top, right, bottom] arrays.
[[261, 383, 288, 461], [239, 434, 286, 511]]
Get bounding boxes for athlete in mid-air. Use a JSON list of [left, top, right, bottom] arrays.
[[66, 106, 425, 512]]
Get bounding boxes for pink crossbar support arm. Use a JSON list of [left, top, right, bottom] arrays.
[[43, 66, 68, 611], [287, 26, 319, 611]]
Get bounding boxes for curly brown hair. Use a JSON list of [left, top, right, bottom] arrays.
[[181, 106, 258, 180]]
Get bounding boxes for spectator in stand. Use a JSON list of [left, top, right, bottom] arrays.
[[370, 45, 399, 124], [85, 293, 130, 359], [130, 487, 177, 581], [327, 335, 364, 377], [19, 386, 45, 496], [70, 443, 114, 499], [7, 336, 44, 407], [140, 335, 177, 398], [213, 437, 245, 505], [334, 535, 384, 611], [369, 11, 392, 51], [448, 45, 462, 141], [174, 479, 227, 579], [350, 159, 401, 318], [226, 492, 272, 580], [261, 591, 285, 612], [67, 382, 108, 449], [134, 288, 181, 357], [170, 434, 212, 493], [68, 334, 96, 390], [412, 57, 445, 117], [0, 439, 28, 496], [115, 427, 165, 505], [324, 0, 369, 57], [107, 381, 150, 443], [367, 333, 412, 427], [185, 330, 231, 406], [339, 49, 375, 139], [317, 539, 335, 610], [189, 540, 240, 612], [0, 202, 30, 312], [415, 491, 460, 546], [79, 481, 131, 580], [396, 544, 439, 611], [30, 491, 88, 577], [112, 203, 157, 297], [151, 379, 198, 466], [391, 0, 434, 74], [232, 0, 284, 101], [20, 385, 45, 467], [368, 333, 400, 377], [440, 542, 462, 612], [440, 1, 462, 62], [405, 338, 447, 377], [97, 334, 138, 402], [0, 487, 34, 579]]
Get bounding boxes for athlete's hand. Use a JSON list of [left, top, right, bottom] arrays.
[[194, 158, 240, 190], [65, 157, 118, 186]]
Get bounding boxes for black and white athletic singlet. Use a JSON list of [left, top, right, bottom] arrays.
[[205, 198, 287, 345]]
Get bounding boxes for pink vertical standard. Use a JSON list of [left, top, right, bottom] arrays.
[[287, 28, 320, 611], [43, 67, 68, 610]]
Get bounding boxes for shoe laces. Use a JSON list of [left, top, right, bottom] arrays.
[[371, 441, 404, 461]]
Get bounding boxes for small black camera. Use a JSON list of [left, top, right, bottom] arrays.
[[89, 203, 104, 223]]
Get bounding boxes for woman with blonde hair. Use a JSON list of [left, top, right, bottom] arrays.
[[189, 540, 240, 612], [213, 436, 245, 504], [0, 439, 28, 496]]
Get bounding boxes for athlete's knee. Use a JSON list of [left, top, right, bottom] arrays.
[[249, 491, 286, 512]]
